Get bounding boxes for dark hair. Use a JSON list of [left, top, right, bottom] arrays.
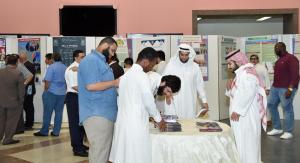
[[277, 42, 286, 51], [157, 50, 165, 61], [250, 54, 259, 60], [45, 53, 52, 60], [6, 54, 19, 65], [73, 50, 84, 61], [124, 57, 133, 66], [162, 75, 181, 93], [99, 37, 118, 47], [52, 52, 62, 62], [136, 47, 158, 62]]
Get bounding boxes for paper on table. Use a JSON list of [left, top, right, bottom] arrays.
[[196, 108, 209, 118]]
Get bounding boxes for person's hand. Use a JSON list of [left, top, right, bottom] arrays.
[[231, 112, 240, 121], [227, 79, 233, 90], [285, 89, 292, 98], [265, 89, 270, 96], [158, 119, 166, 132], [70, 66, 78, 72], [114, 78, 120, 87], [164, 86, 173, 105]]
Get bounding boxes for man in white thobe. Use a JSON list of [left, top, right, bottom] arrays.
[[163, 44, 209, 118], [109, 47, 166, 163], [225, 49, 267, 163]]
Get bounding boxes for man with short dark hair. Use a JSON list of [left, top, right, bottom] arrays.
[[78, 37, 119, 163], [110, 47, 181, 163], [153, 50, 166, 74], [65, 50, 87, 157], [0, 55, 25, 145], [267, 42, 299, 139], [34, 52, 67, 137], [123, 57, 133, 72]]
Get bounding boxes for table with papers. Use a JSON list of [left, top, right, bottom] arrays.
[[150, 119, 241, 163]]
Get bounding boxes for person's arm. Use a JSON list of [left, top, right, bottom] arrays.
[[68, 70, 78, 91], [17, 72, 25, 105], [86, 79, 119, 91], [44, 65, 54, 91], [262, 65, 271, 94], [195, 67, 209, 109], [18, 64, 33, 85], [285, 57, 299, 98]]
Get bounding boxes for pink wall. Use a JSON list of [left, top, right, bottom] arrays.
[[0, 0, 299, 35]]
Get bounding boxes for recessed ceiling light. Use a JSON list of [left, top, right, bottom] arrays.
[[256, 16, 271, 21], [197, 17, 202, 21]]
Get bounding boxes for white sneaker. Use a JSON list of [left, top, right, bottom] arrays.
[[267, 129, 283, 136], [280, 132, 293, 139]]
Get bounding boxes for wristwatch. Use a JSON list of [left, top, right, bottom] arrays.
[[288, 87, 293, 91]]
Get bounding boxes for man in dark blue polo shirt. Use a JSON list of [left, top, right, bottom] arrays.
[[78, 37, 119, 163], [267, 42, 299, 139]]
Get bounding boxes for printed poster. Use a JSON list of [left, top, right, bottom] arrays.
[[18, 38, 41, 84]]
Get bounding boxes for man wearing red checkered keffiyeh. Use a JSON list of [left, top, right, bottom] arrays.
[[225, 49, 267, 163]]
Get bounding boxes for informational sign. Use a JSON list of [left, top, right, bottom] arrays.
[[53, 37, 86, 66], [18, 38, 42, 84], [293, 34, 300, 60], [178, 35, 209, 81], [0, 38, 5, 69]]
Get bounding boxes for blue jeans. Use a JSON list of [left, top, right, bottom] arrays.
[[267, 87, 297, 132], [40, 91, 65, 135]]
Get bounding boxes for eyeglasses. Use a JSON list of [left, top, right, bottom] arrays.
[[250, 58, 258, 60]]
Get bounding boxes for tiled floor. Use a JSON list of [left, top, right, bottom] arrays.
[[0, 121, 299, 163]]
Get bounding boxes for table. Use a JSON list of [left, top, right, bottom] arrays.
[[150, 119, 241, 163]]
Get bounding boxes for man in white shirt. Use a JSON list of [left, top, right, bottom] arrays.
[[110, 47, 180, 163], [163, 44, 209, 118], [65, 50, 88, 157], [249, 54, 272, 125], [225, 49, 267, 163], [153, 50, 167, 75]]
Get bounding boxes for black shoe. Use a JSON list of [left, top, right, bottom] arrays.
[[50, 132, 59, 137], [2, 139, 20, 145], [33, 132, 48, 136], [24, 126, 33, 131], [83, 145, 89, 150], [15, 130, 25, 135], [73, 150, 88, 157]]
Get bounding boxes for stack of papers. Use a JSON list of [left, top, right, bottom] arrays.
[[196, 122, 222, 132]]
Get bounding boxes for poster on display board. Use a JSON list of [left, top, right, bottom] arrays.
[[292, 34, 300, 60], [18, 38, 42, 84], [220, 37, 237, 80], [139, 36, 170, 57], [53, 37, 86, 67], [95, 37, 132, 67], [177, 35, 209, 81], [245, 35, 279, 83], [0, 38, 5, 69]]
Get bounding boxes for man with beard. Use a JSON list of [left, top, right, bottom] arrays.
[[163, 44, 209, 118], [78, 37, 119, 163], [225, 49, 267, 163], [267, 42, 299, 139]]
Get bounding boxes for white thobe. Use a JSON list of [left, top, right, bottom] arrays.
[[254, 63, 271, 90], [109, 64, 162, 163], [163, 52, 207, 118], [226, 63, 266, 163]]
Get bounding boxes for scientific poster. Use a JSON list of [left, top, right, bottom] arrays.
[[140, 36, 169, 54], [53, 37, 86, 66], [178, 35, 209, 81], [0, 38, 5, 69], [220, 37, 237, 79], [18, 38, 41, 84], [115, 38, 132, 66], [292, 34, 300, 60]]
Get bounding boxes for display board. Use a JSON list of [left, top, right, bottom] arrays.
[[293, 34, 300, 60], [18, 38, 42, 84], [177, 35, 209, 81], [220, 36, 237, 80], [53, 36, 86, 66]]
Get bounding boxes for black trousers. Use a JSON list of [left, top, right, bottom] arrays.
[[24, 94, 35, 127], [65, 92, 85, 152]]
